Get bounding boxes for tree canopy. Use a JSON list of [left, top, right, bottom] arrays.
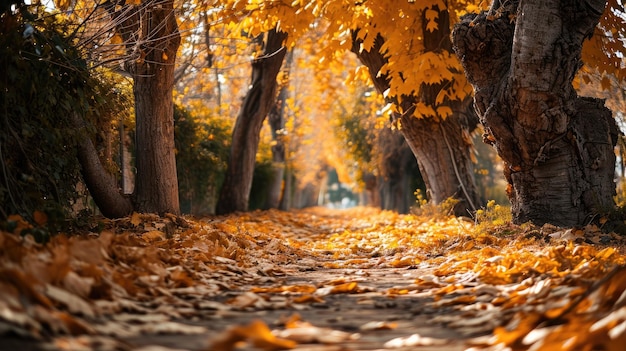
[[207, 0, 625, 119], [3, 0, 626, 223]]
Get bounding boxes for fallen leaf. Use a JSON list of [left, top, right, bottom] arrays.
[[384, 333, 449, 348], [45, 284, 95, 318], [210, 319, 296, 351], [359, 320, 398, 331], [273, 324, 360, 344]]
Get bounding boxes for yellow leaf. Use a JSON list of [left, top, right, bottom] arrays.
[[437, 106, 453, 119], [292, 295, 324, 304], [360, 31, 376, 53], [141, 230, 166, 243], [130, 212, 141, 227], [597, 247, 616, 260], [330, 281, 360, 294], [425, 9, 439, 33], [414, 102, 436, 118], [53, 0, 71, 11], [109, 34, 124, 45], [210, 320, 296, 351]]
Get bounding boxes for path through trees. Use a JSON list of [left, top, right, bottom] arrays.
[[1, 207, 625, 350]]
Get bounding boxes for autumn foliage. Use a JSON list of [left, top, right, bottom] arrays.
[[1, 207, 626, 350]]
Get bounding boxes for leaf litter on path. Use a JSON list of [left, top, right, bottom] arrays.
[[0, 207, 625, 350]]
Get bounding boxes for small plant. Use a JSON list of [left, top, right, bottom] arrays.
[[411, 189, 459, 218], [474, 200, 512, 234]]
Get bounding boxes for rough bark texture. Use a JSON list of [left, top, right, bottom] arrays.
[[452, 0, 618, 226], [72, 114, 133, 218], [216, 29, 288, 214], [131, 0, 181, 214], [351, 7, 482, 216], [89, 0, 180, 217], [399, 104, 480, 214]]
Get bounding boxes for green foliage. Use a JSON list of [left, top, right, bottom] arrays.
[[174, 105, 231, 215], [248, 137, 277, 211], [334, 89, 376, 182], [0, 5, 113, 232], [248, 158, 274, 211], [339, 108, 374, 166]]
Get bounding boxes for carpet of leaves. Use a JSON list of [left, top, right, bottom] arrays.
[[1, 206, 626, 351]]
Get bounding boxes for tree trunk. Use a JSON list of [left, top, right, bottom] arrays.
[[452, 0, 619, 226], [377, 128, 421, 214], [72, 114, 133, 218], [265, 50, 293, 209], [216, 29, 288, 214], [352, 6, 482, 216], [89, 0, 180, 217], [399, 105, 480, 215], [131, 0, 181, 214]]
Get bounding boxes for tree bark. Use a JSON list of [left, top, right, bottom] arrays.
[[131, 0, 181, 214], [72, 114, 134, 218], [352, 6, 482, 216], [265, 49, 293, 209], [216, 29, 288, 214], [399, 102, 480, 215], [86, 0, 181, 217], [376, 128, 420, 214], [452, 0, 619, 226]]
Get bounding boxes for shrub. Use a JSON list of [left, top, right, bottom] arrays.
[[0, 5, 125, 233], [174, 106, 231, 215]]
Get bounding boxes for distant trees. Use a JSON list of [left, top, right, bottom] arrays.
[[206, 1, 485, 215]]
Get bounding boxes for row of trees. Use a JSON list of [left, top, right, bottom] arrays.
[[2, 0, 625, 228]]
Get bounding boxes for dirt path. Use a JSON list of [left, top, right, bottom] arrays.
[[0, 208, 484, 351], [2, 207, 624, 351], [137, 268, 472, 351], [0, 267, 475, 351]]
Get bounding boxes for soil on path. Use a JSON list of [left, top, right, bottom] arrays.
[[1, 207, 624, 351], [0, 208, 482, 351], [1, 267, 473, 351]]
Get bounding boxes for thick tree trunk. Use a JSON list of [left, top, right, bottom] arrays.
[[352, 6, 482, 216], [132, 0, 181, 214], [399, 109, 479, 214], [94, 0, 180, 216], [216, 29, 288, 214], [452, 0, 619, 226]]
